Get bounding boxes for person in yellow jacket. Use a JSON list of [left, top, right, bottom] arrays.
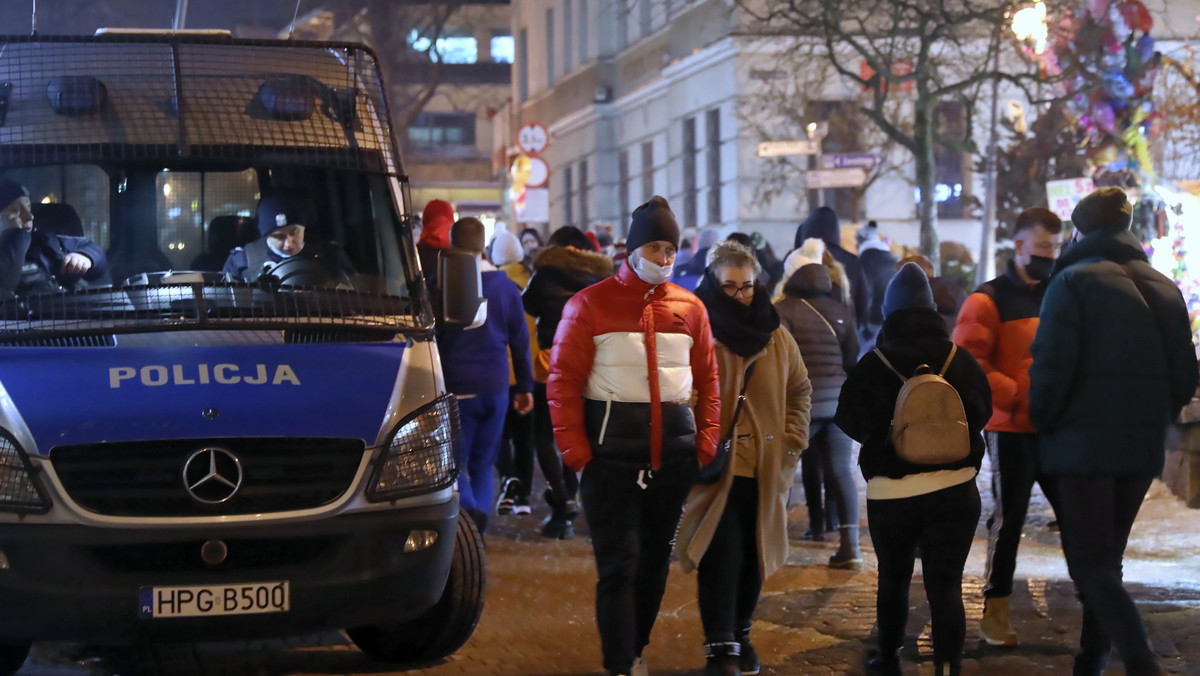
[[491, 228, 540, 514], [676, 241, 812, 676]]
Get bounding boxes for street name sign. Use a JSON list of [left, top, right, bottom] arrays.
[[757, 140, 820, 157], [807, 168, 868, 189], [822, 153, 884, 170]]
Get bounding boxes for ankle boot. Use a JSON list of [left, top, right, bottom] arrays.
[[979, 596, 1018, 647], [829, 525, 863, 569], [734, 625, 759, 675], [703, 641, 742, 676]]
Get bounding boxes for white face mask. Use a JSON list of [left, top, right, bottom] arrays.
[[633, 253, 673, 286]]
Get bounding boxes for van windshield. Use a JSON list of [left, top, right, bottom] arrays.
[[0, 162, 427, 337]]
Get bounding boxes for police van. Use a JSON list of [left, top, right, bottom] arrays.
[[0, 32, 487, 674]]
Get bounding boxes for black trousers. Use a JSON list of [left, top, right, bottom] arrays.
[[496, 385, 535, 500], [698, 476, 762, 643], [533, 382, 579, 502], [580, 458, 697, 674], [805, 419, 858, 532], [983, 432, 1059, 598], [868, 479, 980, 670], [1055, 475, 1160, 676]]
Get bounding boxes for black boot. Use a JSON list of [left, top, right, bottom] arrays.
[[540, 488, 576, 539], [704, 641, 742, 676], [864, 649, 902, 676], [735, 625, 759, 675]]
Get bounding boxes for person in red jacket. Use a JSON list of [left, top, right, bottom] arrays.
[[951, 206, 1062, 647], [548, 196, 721, 676]]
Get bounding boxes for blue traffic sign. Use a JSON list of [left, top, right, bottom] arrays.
[[822, 153, 884, 170]]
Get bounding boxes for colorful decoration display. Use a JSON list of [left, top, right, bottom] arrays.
[[1045, 0, 1162, 186]]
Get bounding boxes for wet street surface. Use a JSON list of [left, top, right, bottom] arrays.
[[17, 477, 1200, 676]]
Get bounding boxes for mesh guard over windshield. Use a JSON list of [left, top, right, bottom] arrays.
[[0, 34, 401, 174]]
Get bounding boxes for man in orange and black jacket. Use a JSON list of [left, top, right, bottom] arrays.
[[951, 207, 1063, 648]]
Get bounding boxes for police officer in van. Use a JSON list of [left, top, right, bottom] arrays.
[[222, 192, 352, 286], [0, 178, 107, 296]]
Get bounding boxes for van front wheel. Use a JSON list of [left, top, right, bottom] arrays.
[[346, 511, 486, 664], [0, 642, 30, 676]]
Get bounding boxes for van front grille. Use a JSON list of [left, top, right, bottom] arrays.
[[51, 438, 365, 517]]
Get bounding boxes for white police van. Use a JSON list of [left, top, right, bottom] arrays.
[[0, 31, 486, 674]]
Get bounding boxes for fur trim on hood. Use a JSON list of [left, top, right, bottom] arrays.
[[532, 244, 615, 278]]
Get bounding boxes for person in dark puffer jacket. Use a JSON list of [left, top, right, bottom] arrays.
[[522, 225, 615, 539], [836, 263, 992, 676], [1030, 188, 1196, 676], [549, 196, 721, 676], [774, 241, 861, 568]]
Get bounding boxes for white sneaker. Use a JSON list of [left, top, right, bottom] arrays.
[[631, 656, 649, 676]]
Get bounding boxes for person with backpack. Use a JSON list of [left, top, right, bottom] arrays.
[[1030, 188, 1197, 676], [835, 263, 992, 676], [952, 207, 1063, 647], [676, 240, 812, 676]]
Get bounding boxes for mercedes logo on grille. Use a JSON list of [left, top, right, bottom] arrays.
[[182, 448, 243, 504]]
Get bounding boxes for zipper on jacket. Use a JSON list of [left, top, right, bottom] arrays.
[[598, 391, 614, 445]]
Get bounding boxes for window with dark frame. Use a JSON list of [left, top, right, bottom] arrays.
[[518, 27, 528, 101], [578, 0, 588, 65], [706, 107, 721, 225], [563, 164, 574, 227], [564, 0, 574, 73], [683, 116, 697, 229], [933, 100, 969, 219], [640, 0, 652, 36], [641, 140, 654, 203], [579, 159, 589, 228], [618, 149, 630, 221], [546, 9, 555, 85], [406, 112, 477, 149], [805, 100, 863, 219]]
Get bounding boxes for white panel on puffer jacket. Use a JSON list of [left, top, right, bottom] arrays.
[[584, 331, 695, 403]]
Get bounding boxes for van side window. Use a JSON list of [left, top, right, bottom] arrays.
[[157, 169, 258, 271], [3, 165, 110, 248]]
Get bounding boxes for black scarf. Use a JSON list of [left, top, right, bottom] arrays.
[[694, 269, 780, 357]]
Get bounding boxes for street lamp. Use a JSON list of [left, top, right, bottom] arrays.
[[978, 1, 1049, 285]]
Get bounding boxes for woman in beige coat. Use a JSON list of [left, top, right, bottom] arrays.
[[678, 241, 812, 676]]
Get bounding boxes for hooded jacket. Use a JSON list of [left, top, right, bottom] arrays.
[[0, 228, 107, 295], [546, 261, 721, 472], [952, 259, 1045, 433], [836, 308, 992, 482], [1030, 229, 1198, 478], [775, 263, 858, 420], [797, 207, 869, 328], [417, 200, 454, 282], [522, 245, 615, 348]]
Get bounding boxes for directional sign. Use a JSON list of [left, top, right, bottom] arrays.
[[757, 140, 820, 157], [822, 153, 884, 170], [807, 168, 868, 189]]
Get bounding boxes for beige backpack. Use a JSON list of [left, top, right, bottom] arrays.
[[873, 345, 970, 465]]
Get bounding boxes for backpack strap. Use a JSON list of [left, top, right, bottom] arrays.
[[939, 343, 958, 377], [872, 348, 906, 383]]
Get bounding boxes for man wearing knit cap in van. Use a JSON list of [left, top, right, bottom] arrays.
[[1030, 187, 1197, 676], [549, 195, 721, 676], [222, 192, 351, 284], [0, 178, 107, 296]]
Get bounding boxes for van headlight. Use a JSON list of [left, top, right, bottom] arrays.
[[366, 395, 460, 501], [0, 432, 50, 514]]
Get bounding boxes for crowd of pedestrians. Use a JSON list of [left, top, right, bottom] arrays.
[[417, 186, 1196, 676]]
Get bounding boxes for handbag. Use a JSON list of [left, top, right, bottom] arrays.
[[696, 361, 757, 484]]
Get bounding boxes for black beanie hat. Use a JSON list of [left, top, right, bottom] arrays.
[[0, 179, 29, 211], [881, 262, 937, 319], [1071, 187, 1132, 234], [256, 193, 315, 237], [626, 196, 680, 253]]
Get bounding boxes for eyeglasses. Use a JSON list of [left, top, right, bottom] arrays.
[[721, 283, 755, 297]]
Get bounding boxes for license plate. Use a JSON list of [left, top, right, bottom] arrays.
[[139, 581, 289, 618]]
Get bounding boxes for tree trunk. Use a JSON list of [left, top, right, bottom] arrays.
[[914, 102, 941, 273]]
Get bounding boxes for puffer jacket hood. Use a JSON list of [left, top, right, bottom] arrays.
[[782, 262, 833, 299], [532, 244, 615, 278], [797, 206, 841, 250], [523, 245, 615, 349]]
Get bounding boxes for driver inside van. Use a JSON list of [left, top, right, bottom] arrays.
[[0, 178, 108, 296], [222, 193, 353, 285]]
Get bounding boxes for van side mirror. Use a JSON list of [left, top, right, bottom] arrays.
[[436, 250, 487, 330]]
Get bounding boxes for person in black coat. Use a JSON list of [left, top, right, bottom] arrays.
[[1030, 188, 1196, 676], [855, 221, 899, 353], [0, 180, 107, 296], [836, 263, 992, 676], [775, 245, 862, 568], [522, 225, 616, 539], [797, 206, 869, 337]]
